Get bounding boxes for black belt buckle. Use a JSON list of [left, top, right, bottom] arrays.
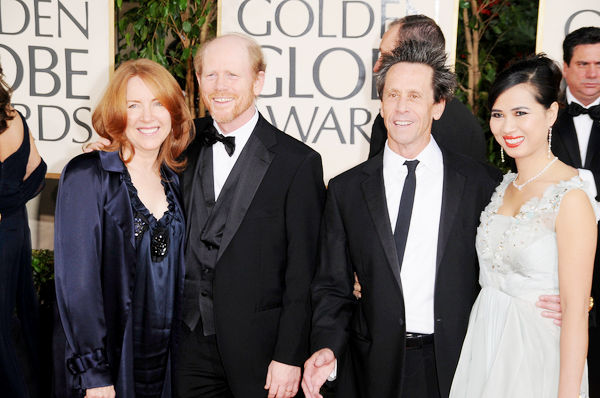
[[405, 333, 434, 349]]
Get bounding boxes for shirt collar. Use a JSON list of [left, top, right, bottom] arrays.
[[566, 87, 600, 108], [383, 135, 443, 174]]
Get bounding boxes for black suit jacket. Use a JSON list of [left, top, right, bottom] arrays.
[[368, 97, 487, 161], [552, 107, 600, 327], [311, 147, 500, 397], [180, 114, 326, 396]]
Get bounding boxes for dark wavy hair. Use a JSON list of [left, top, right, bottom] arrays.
[[92, 58, 194, 172], [489, 54, 562, 110], [376, 39, 456, 103], [0, 65, 15, 135]]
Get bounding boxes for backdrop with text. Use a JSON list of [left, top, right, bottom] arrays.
[[0, 0, 113, 174], [219, 0, 459, 182]]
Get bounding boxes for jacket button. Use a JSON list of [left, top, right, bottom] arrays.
[[201, 291, 208, 297]]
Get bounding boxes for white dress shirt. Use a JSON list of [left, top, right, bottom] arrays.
[[566, 87, 600, 166], [383, 137, 444, 334], [212, 109, 259, 199]]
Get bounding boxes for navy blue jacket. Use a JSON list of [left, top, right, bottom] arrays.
[[54, 151, 185, 397]]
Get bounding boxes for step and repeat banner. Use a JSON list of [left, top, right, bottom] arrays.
[[536, 0, 600, 63], [0, 0, 113, 175], [218, 0, 459, 182]]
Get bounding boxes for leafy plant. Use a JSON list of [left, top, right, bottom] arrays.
[[456, 0, 538, 168], [31, 249, 54, 304], [115, 0, 218, 117]]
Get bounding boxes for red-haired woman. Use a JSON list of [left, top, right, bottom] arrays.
[[54, 59, 193, 398]]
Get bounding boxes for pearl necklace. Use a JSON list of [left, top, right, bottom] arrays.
[[512, 156, 558, 191]]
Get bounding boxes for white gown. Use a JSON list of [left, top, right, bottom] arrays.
[[450, 173, 599, 398]]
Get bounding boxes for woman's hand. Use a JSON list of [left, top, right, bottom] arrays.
[[85, 385, 115, 398]]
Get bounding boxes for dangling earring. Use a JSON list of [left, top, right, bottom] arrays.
[[547, 127, 552, 158], [500, 147, 505, 163]]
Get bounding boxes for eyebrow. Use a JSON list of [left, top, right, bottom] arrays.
[[490, 106, 530, 112]]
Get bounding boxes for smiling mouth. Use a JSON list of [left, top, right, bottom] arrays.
[[212, 97, 234, 104], [394, 120, 413, 127], [503, 136, 524, 148], [137, 127, 160, 135]]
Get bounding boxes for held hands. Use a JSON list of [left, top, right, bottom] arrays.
[[301, 348, 336, 398], [264, 360, 301, 398], [82, 137, 111, 153], [85, 385, 115, 398]]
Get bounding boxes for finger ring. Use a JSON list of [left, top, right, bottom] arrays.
[[589, 297, 594, 312]]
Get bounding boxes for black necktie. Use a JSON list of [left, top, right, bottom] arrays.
[[203, 125, 236, 156], [394, 160, 419, 270], [568, 102, 600, 121]]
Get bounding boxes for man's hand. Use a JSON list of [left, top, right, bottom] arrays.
[[85, 385, 115, 398], [536, 294, 562, 326], [301, 348, 336, 398], [82, 137, 111, 153], [264, 360, 301, 398], [353, 272, 362, 299]]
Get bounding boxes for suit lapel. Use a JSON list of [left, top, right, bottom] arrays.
[[436, 150, 466, 272], [216, 117, 275, 261], [361, 154, 403, 295], [555, 110, 582, 167], [584, 120, 600, 169]]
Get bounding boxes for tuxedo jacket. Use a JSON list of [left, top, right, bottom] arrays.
[[311, 147, 500, 397], [180, 114, 326, 396], [368, 98, 487, 162], [552, 107, 600, 327]]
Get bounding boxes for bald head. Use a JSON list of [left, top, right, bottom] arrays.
[[194, 33, 266, 78]]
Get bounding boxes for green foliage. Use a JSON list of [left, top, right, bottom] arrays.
[[115, 0, 218, 116], [31, 249, 54, 304], [456, 0, 538, 169]]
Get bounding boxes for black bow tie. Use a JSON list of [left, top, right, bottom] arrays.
[[202, 125, 236, 156], [568, 102, 600, 121]]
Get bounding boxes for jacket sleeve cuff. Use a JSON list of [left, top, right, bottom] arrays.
[[67, 349, 112, 389]]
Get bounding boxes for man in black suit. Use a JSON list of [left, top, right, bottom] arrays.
[[302, 40, 501, 398], [550, 26, 600, 397], [176, 33, 326, 398], [368, 15, 486, 162]]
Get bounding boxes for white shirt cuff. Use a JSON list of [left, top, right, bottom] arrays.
[[327, 360, 338, 381]]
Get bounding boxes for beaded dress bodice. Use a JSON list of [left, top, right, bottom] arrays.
[[475, 173, 599, 300]]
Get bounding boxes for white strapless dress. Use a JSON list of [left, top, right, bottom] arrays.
[[450, 173, 599, 398]]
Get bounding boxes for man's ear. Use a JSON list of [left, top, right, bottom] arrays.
[[253, 71, 266, 97], [432, 99, 446, 120]]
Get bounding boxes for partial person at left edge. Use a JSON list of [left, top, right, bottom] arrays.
[[53, 58, 193, 398], [0, 63, 46, 398]]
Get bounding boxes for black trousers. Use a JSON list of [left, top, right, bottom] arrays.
[[400, 340, 441, 398], [174, 322, 234, 398]]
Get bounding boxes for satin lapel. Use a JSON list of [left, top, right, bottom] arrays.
[[216, 130, 274, 262], [436, 151, 466, 272], [99, 152, 135, 250], [183, 145, 211, 241], [555, 110, 582, 167], [360, 156, 402, 295], [584, 120, 600, 169]]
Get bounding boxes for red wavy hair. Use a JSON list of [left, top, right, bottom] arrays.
[[92, 58, 193, 172]]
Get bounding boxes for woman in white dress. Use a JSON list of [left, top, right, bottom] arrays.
[[450, 54, 598, 397]]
